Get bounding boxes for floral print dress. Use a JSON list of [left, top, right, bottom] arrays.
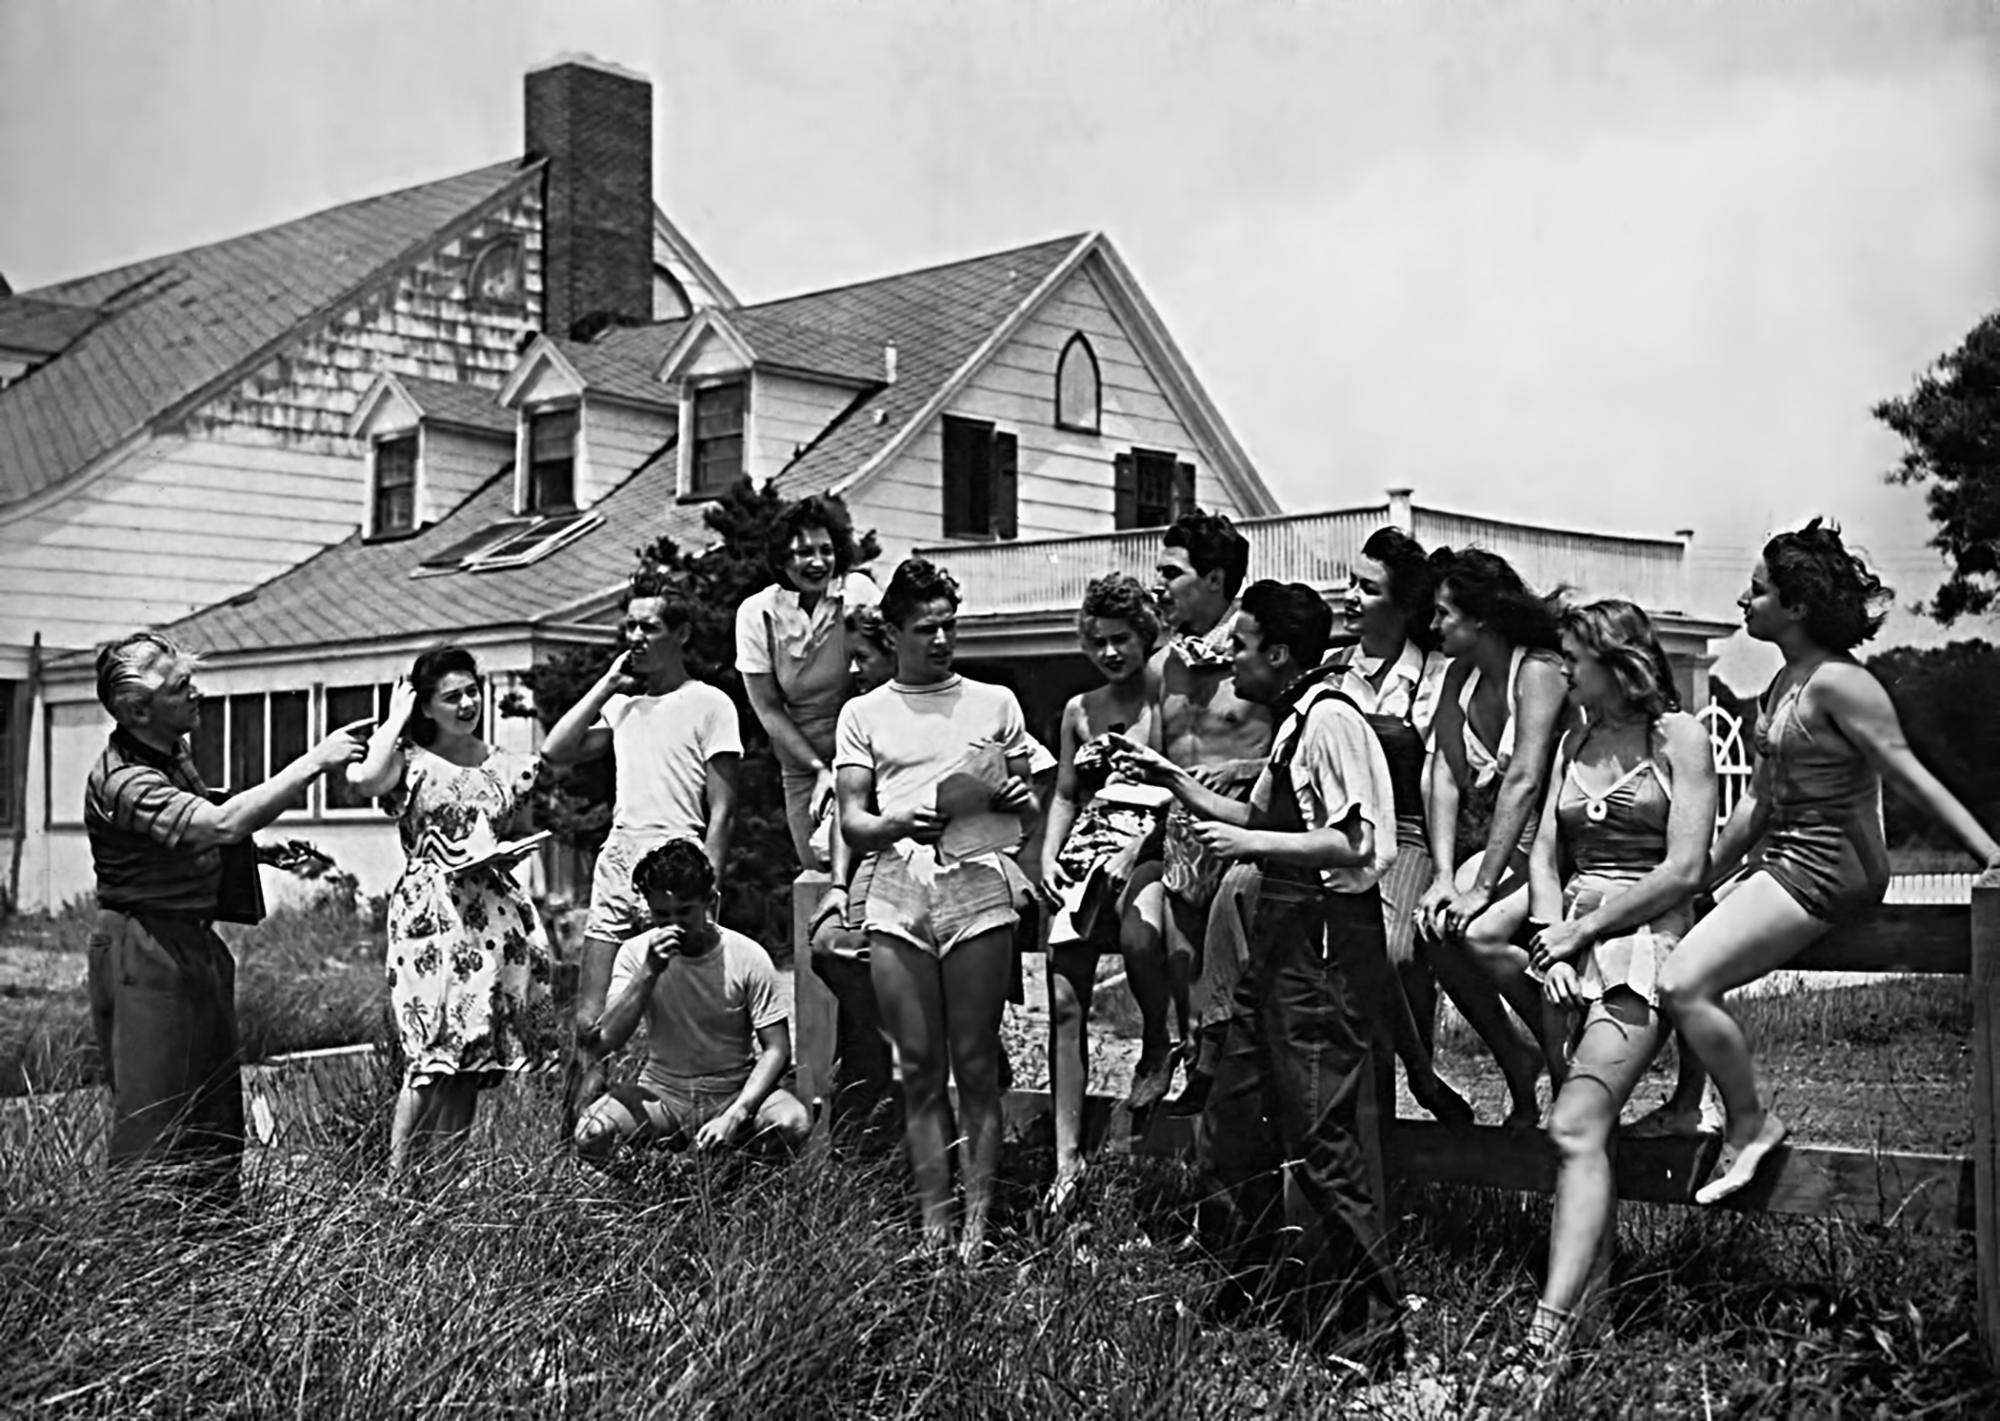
[[384, 747, 555, 1088]]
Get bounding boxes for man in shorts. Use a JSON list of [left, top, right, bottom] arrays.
[[1133, 509, 1274, 1110], [573, 839, 809, 1162], [543, 570, 742, 1124]]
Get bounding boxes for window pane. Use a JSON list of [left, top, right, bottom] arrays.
[[377, 437, 417, 489], [529, 409, 577, 458], [271, 691, 309, 811], [324, 684, 382, 810], [1134, 449, 1176, 528], [1056, 336, 1099, 431], [227, 694, 264, 796], [693, 435, 742, 492], [530, 457, 575, 511], [193, 705, 225, 787], [942, 416, 993, 538]]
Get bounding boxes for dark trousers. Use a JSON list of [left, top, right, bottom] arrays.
[[1197, 875, 1399, 1348], [87, 909, 245, 1205]]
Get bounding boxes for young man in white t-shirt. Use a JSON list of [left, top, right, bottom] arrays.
[[1117, 579, 1404, 1375], [574, 838, 808, 1162], [543, 573, 743, 1124]]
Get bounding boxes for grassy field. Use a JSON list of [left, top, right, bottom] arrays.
[[3, 897, 1996, 1416]]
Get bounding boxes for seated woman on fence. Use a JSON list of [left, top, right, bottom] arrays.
[[1519, 600, 1716, 1367], [736, 494, 880, 871], [1662, 521, 2000, 1204], [1030, 572, 1170, 1213], [1416, 549, 1571, 1124], [835, 557, 1041, 1259], [346, 645, 556, 1185]]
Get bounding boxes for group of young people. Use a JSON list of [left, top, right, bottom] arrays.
[[82, 492, 2000, 1376]]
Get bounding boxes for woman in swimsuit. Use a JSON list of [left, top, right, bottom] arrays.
[[1522, 601, 1715, 1369], [1666, 520, 2000, 1204], [1416, 548, 1571, 1124]]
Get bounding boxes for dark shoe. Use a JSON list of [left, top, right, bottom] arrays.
[[1126, 1042, 1179, 1112], [1166, 1068, 1212, 1118]]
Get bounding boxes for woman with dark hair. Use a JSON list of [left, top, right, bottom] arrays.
[[347, 645, 555, 1183], [736, 493, 881, 868], [835, 557, 1040, 1258], [1664, 521, 2000, 1204], [1328, 527, 1471, 1122], [1416, 547, 1571, 1125], [1520, 600, 1715, 1369]]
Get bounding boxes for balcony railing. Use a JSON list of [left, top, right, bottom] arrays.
[[919, 503, 1697, 619]]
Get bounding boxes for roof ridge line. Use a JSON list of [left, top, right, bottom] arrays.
[[728, 231, 1092, 315]]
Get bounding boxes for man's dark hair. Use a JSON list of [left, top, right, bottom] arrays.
[[769, 494, 858, 587], [1360, 525, 1441, 653], [1163, 509, 1251, 599], [1762, 518, 1890, 653], [1239, 580, 1334, 670], [880, 556, 961, 626], [632, 838, 715, 901], [621, 565, 695, 624], [405, 644, 482, 747]]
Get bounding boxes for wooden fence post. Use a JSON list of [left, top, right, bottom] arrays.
[[1972, 874, 2000, 1370], [792, 870, 838, 1114]]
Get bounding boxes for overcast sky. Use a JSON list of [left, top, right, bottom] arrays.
[[4, 0, 1996, 686]]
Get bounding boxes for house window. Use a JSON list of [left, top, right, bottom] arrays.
[[1055, 333, 1101, 433], [527, 407, 578, 512], [691, 381, 746, 495], [942, 415, 1019, 540], [372, 435, 418, 536], [1114, 449, 1195, 531], [0, 681, 18, 830], [469, 236, 526, 309], [193, 690, 311, 811], [323, 683, 393, 811]]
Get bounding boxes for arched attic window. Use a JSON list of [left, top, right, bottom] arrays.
[[1055, 333, 1101, 433]]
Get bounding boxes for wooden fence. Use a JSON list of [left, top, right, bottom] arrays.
[[792, 874, 2000, 1366]]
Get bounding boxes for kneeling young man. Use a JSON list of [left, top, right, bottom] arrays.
[[574, 840, 809, 1162]]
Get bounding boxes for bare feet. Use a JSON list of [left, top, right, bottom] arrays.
[[1414, 1075, 1476, 1127], [1695, 1113, 1788, 1205], [1044, 1162, 1088, 1220]]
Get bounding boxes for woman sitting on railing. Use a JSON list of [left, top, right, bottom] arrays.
[[1416, 548, 1571, 1124], [1521, 600, 1716, 1367], [1664, 521, 2000, 1204], [834, 557, 1041, 1260]]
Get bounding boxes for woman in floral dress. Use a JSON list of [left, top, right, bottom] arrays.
[[347, 645, 554, 1182]]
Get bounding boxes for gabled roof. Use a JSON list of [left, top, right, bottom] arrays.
[[0, 158, 541, 507], [351, 372, 515, 438], [162, 449, 697, 656], [656, 308, 890, 387]]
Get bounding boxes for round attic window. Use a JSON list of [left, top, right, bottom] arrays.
[[470, 236, 526, 309]]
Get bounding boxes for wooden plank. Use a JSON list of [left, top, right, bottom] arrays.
[[1972, 881, 2000, 1365], [1792, 904, 1969, 975], [999, 1090, 1973, 1234]]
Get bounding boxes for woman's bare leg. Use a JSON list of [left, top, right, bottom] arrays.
[[1046, 941, 1098, 1202]]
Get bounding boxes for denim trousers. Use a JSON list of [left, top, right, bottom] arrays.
[[1196, 873, 1399, 1344]]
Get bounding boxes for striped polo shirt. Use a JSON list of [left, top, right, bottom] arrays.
[[85, 729, 221, 915]]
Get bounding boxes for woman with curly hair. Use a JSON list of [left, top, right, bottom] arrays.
[[1520, 600, 1716, 1367], [1417, 548, 1571, 1125], [736, 494, 880, 868], [346, 645, 555, 1184], [835, 557, 1041, 1257], [1668, 521, 2000, 1203]]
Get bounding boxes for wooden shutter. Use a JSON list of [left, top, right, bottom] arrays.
[[991, 431, 1019, 540], [1173, 461, 1196, 521], [1114, 452, 1138, 530]]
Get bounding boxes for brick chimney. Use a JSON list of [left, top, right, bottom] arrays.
[[525, 55, 654, 341]]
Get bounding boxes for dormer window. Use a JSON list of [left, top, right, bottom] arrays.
[[1055, 333, 1101, 433], [371, 434, 418, 537], [690, 380, 746, 496], [527, 407, 578, 512]]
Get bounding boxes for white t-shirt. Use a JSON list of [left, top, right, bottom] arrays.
[[609, 925, 787, 1087], [834, 675, 1035, 816], [1254, 682, 1399, 893], [596, 681, 742, 837]]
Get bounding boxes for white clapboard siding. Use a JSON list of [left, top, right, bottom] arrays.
[[862, 264, 1247, 547], [752, 373, 852, 486], [584, 398, 676, 507], [423, 427, 511, 522], [0, 434, 363, 652]]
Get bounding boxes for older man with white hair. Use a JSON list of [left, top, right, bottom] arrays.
[[85, 632, 369, 1204]]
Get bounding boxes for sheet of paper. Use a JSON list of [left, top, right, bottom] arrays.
[[929, 742, 1021, 863]]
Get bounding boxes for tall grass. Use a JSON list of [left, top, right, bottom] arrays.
[[5, 1066, 1997, 1418]]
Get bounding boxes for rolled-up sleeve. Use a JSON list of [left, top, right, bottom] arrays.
[[98, 764, 205, 849]]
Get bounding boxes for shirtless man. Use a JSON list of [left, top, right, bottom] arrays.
[[1128, 509, 1274, 1110]]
